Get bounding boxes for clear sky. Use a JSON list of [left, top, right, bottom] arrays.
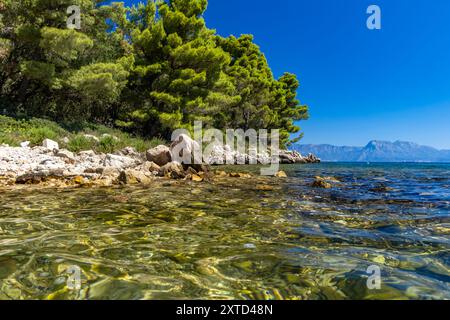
[[124, 0, 450, 149]]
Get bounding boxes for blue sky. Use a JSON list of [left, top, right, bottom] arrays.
[[124, 0, 450, 149]]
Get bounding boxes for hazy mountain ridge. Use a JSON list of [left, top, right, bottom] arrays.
[[292, 140, 450, 162]]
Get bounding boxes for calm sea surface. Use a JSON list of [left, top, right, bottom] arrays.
[[0, 162, 449, 299]]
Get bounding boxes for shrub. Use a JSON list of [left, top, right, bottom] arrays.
[[26, 127, 58, 145], [0, 115, 167, 153], [28, 118, 68, 137], [67, 135, 97, 153], [0, 132, 21, 146], [97, 135, 120, 153]]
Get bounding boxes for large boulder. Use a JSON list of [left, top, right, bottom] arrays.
[[146, 145, 172, 166], [158, 161, 185, 179], [170, 134, 200, 165]]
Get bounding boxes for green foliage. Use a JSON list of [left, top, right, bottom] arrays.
[[0, 115, 166, 153], [66, 134, 97, 153], [97, 135, 120, 153], [20, 61, 56, 85], [67, 61, 130, 102], [1, 0, 309, 148], [0, 115, 68, 146], [0, 0, 127, 121], [40, 27, 94, 67], [27, 127, 59, 145]]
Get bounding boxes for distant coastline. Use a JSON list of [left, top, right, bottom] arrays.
[[316, 161, 450, 164], [292, 140, 450, 163]]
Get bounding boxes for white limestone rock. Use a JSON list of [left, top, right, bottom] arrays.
[[42, 139, 59, 151], [20, 141, 30, 148]]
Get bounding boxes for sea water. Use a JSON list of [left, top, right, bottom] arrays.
[[0, 162, 448, 299]]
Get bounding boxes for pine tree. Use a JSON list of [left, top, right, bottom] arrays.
[[216, 34, 308, 146], [0, 0, 128, 121], [1, 0, 308, 147], [117, 0, 233, 138]]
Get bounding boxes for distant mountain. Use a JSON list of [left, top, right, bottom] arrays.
[[292, 140, 450, 162]]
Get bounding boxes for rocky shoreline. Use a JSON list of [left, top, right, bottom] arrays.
[[0, 137, 320, 189]]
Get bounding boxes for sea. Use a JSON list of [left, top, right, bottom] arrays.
[[0, 162, 448, 299]]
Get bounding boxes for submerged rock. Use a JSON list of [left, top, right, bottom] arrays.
[[159, 162, 185, 179], [256, 184, 274, 191], [370, 184, 394, 193], [16, 169, 65, 184], [0, 174, 15, 186], [275, 171, 288, 178], [183, 163, 210, 175], [185, 166, 198, 176], [72, 176, 85, 185], [118, 169, 152, 185], [191, 174, 204, 182], [321, 176, 341, 183], [312, 177, 333, 189], [215, 170, 228, 177], [229, 172, 252, 178]]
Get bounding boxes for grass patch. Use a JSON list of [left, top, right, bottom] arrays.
[[0, 115, 167, 153], [26, 127, 58, 145], [97, 135, 120, 154], [66, 135, 97, 153]]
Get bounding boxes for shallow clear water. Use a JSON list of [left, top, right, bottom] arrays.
[[0, 162, 449, 300]]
